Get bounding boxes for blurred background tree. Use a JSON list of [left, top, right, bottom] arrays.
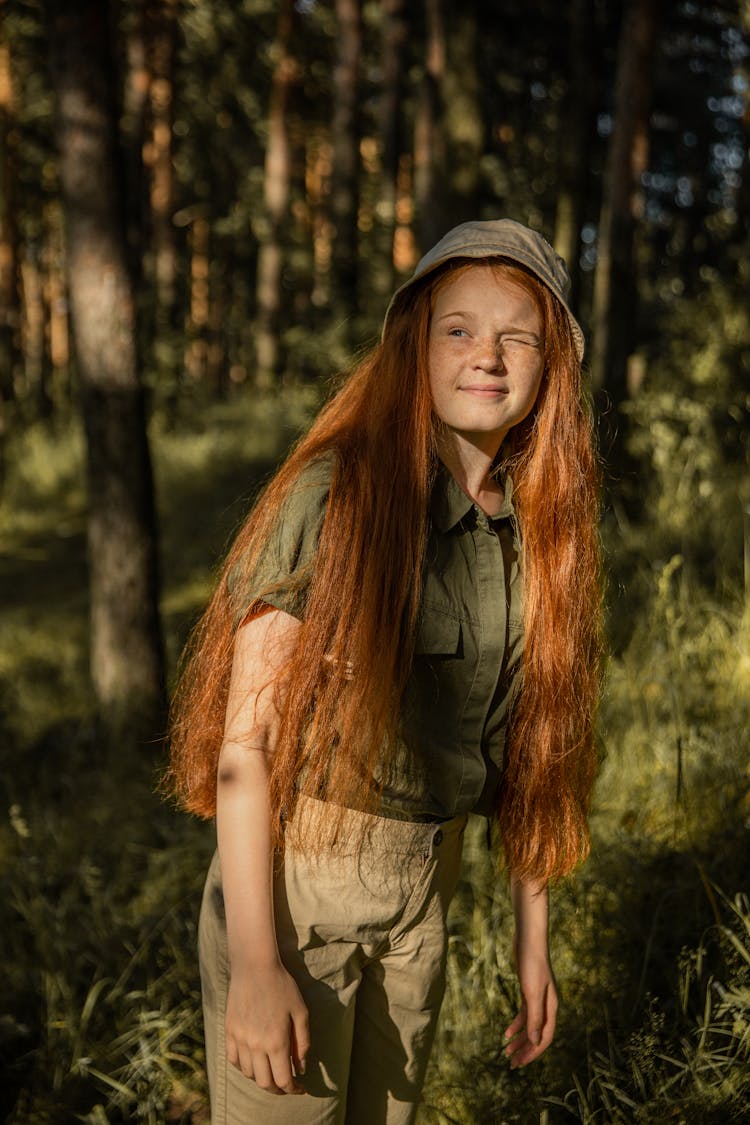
[[2, 0, 746, 438], [0, 0, 748, 1120], [45, 0, 166, 743]]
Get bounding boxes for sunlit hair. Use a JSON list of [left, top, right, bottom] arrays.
[[166, 257, 603, 882]]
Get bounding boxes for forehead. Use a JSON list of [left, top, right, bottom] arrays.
[[431, 264, 541, 324]]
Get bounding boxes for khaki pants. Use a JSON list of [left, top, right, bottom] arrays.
[[199, 795, 467, 1124]]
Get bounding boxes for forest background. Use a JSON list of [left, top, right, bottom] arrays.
[[0, 0, 749, 1122]]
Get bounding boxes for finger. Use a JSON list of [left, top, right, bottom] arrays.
[[236, 1042, 255, 1080], [504, 1003, 527, 1042], [543, 988, 558, 1045], [524, 992, 544, 1048], [510, 1038, 549, 1069], [506, 994, 558, 1068], [251, 1053, 285, 1095], [510, 1044, 535, 1069], [226, 1031, 240, 1070], [269, 1048, 304, 1095], [506, 1030, 543, 1068], [226, 1032, 253, 1079], [291, 1008, 311, 1076], [504, 1028, 531, 1063]]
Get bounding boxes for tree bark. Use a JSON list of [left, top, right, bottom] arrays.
[[145, 0, 179, 391], [375, 0, 408, 296], [731, 1, 750, 248], [330, 0, 361, 338], [46, 0, 166, 743], [590, 0, 662, 404], [43, 201, 71, 408], [442, 2, 482, 228], [184, 213, 210, 383], [254, 0, 297, 387], [553, 0, 595, 311], [414, 0, 447, 254], [0, 20, 20, 488], [307, 131, 334, 310], [20, 247, 51, 415], [120, 0, 150, 282]]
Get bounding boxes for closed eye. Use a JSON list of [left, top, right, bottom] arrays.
[[502, 337, 540, 349]]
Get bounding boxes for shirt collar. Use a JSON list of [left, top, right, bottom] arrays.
[[430, 461, 516, 533]]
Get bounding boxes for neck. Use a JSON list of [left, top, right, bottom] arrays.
[[437, 431, 505, 515]]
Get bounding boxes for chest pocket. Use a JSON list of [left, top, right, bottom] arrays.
[[414, 604, 463, 658]]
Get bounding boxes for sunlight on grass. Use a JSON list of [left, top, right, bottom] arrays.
[[1, 420, 87, 540], [0, 611, 91, 745], [421, 545, 750, 1123], [1, 384, 748, 1123]]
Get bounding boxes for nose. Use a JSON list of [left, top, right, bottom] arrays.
[[473, 336, 503, 372]]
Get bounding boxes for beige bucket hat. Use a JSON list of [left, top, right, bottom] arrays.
[[382, 218, 585, 361]]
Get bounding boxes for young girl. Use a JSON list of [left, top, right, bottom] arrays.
[[167, 219, 602, 1124]]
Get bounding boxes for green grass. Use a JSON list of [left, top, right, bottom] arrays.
[[0, 391, 321, 1123], [422, 510, 750, 1122], [0, 388, 748, 1123]]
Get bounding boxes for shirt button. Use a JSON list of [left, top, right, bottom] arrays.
[[433, 828, 443, 847]]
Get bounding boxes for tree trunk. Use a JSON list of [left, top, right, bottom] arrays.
[[742, 7, 750, 227], [120, 0, 150, 282], [307, 131, 334, 311], [553, 0, 595, 311], [207, 256, 227, 396], [442, 2, 482, 228], [184, 213, 210, 384], [46, 0, 166, 743], [20, 247, 51, 415], [145, 0, 179, 393], [375, 0, 408, 297], [44, 201, 71, 409], [254, 0, 297, 387], [590, 0, 662, 404], [413, 0, 447, 254], [0, 22, 20, 486], [329, 0, 361, 339]]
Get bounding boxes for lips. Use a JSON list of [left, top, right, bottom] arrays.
[[460, 385, 509, 396]]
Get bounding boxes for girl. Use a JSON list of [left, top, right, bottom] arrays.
[[167, 218, 602, 1124]]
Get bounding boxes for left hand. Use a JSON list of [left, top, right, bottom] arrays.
[[503, 932, 558, 1068]]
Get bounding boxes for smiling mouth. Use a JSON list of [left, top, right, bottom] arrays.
[[460, 386, 509, 396]]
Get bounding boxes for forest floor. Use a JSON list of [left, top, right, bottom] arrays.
[[0, 390, 748, 1124]]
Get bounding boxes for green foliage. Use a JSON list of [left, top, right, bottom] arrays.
[[2, 0, 749, 1117], [423, 563, 749, 1120], [1, 383, 748, 1123], [2, 765, 211, 1124], [424, 885, 750, 1124], [628, 268, 750, 580], [419, 427, 749, 1123], [0, 392, 318, 1123], [543, 891, 750, 1124]]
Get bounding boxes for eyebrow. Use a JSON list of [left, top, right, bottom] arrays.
[[435, 311, 541, 340]]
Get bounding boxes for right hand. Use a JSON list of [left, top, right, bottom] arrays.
[[225, 960, 311, 1095]]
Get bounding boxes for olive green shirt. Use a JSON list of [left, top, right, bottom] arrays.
[[228, 457, 523, 821]]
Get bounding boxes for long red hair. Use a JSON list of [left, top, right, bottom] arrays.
[[166, 259, 602, 882]]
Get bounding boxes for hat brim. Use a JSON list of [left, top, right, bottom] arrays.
[[381, 228, 585, 362]]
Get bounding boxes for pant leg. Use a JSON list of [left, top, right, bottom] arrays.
[[271, 802, 442, 1110], [344, 816, 467, 1125], [198, 804, 465, 1125], [199, 849, 356, 1125]]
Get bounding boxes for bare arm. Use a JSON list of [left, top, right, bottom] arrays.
[[217, 607, 310, 1095], [503, 875, 558, 1068]]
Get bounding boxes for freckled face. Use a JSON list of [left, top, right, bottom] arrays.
[[427, 267, 545, 452]]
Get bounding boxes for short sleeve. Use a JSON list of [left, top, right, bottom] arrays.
[[227, 456, 333, 626]]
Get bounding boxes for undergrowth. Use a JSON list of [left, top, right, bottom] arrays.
[[0, 389, 748, 1123]]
